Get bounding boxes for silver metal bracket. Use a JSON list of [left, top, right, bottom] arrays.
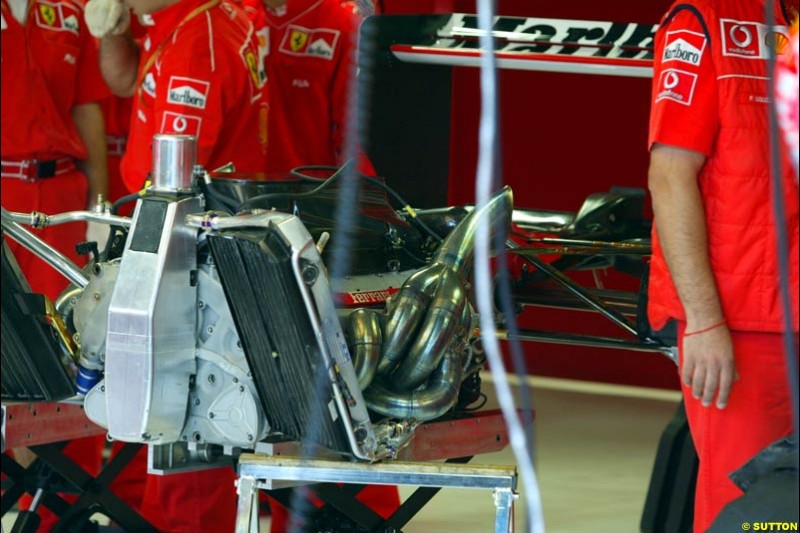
[[235, 454, 519, 533]]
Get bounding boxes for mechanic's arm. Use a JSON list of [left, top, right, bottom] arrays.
[[649, 143, 735, 409], [99, 32, 139, 97], [72, 102, 109, 206], [85, 0, 138, 96]]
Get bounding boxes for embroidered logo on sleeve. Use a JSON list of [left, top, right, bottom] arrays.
[[34, 1, 80, 34], [166, 77, 210, 109], [141, 72, 157, 97], [256, 26, 269, 58], [656, 69, 698, 106], [239, 43, 267, 102], [160, 111, 202, 137], [38, 3, 57, 25], [663, 30, 707, 66], [63, 13, 78, 33], [288, 28, 308, 52], [721, 19, 789, 59], [35, 2, 61, 29], [279, 25, 340, 60]]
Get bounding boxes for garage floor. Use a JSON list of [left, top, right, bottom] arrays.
[[393, 375, 680, 533], [2, 375, 680, 533]]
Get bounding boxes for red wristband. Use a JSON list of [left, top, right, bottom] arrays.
[[684, 320, 726, 337]]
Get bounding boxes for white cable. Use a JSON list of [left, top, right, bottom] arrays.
[[473, 1, 545, 532]]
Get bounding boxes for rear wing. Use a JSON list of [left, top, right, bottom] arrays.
[[384, 14, 658, 78]]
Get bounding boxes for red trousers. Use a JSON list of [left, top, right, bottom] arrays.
[[107, 154, 127, 204], [679, 323, 794, 533], [138, 467, 238, 532], [1, 170, 87, 301]]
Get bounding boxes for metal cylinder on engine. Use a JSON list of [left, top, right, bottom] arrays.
[[151, 134, 197, 193]]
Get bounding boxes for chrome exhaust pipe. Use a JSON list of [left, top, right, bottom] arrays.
[[378, 263, 444, 375], [356, 187, 513, 420], [432, 185, 513, 279], [364, 348, 464, 421], [380, 186, 511, 389], [390, 268, 467, 391], [346, 309, 383, 390]]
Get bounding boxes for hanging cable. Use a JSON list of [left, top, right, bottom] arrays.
[[289, 165, 443, 243], [764, 0, 799, 468], [239, 162, 353, 211], [473, 0, 545, 532], [287, 11, 381, 533]]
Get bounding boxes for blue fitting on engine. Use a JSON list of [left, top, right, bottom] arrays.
[[76, 366, 102, 396]]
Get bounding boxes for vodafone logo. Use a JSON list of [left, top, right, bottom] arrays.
[[656, 69, 698, 106], [718, 19, 788, 59], [160, 112, 202, 137], [663, 71, 680, 89], [729, 24, 753, 48], [173, 116, 188, 132]]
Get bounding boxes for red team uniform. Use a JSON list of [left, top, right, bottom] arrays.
[[649, 1, 799, 530], [121, 0, 268, 191], [245, 0, 360, 173], [1, 0, 108, 300], [101, 95, 134, 201], [1, 0, 109, 528]]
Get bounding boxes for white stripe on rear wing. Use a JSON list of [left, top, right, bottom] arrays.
[[388, 14, 658, 78]]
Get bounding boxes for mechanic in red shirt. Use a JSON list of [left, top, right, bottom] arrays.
[[648, 1, 799, 530], [84, 0, 268, 529], [100, 95, 136, 202], [244, 0, 367, 174], [1, 0, 110, 528], [1, 0, 109, 300], [92, 0, 268, 193]]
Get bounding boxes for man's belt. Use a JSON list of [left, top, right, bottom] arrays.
[[1, 157, 76, 182], [106, 135, 127, 157]]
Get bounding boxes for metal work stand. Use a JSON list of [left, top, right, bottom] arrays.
[[1, 403, 158, 532], [235, 455, 518, 533], [233, 409, 520, 532]]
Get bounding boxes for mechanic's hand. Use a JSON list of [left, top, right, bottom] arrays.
[[86, 221, 110, 252], [681, 323, 736, 409], [85, 0, 130, 38]]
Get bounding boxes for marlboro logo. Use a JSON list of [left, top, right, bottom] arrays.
[[663, 30, 706, 66], [167, 77, 210, 109]]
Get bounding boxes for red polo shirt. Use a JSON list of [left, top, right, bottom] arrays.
[[1, 0, 108, 159], [243, 0, 359, 173], [121, 0, 268, 191]]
